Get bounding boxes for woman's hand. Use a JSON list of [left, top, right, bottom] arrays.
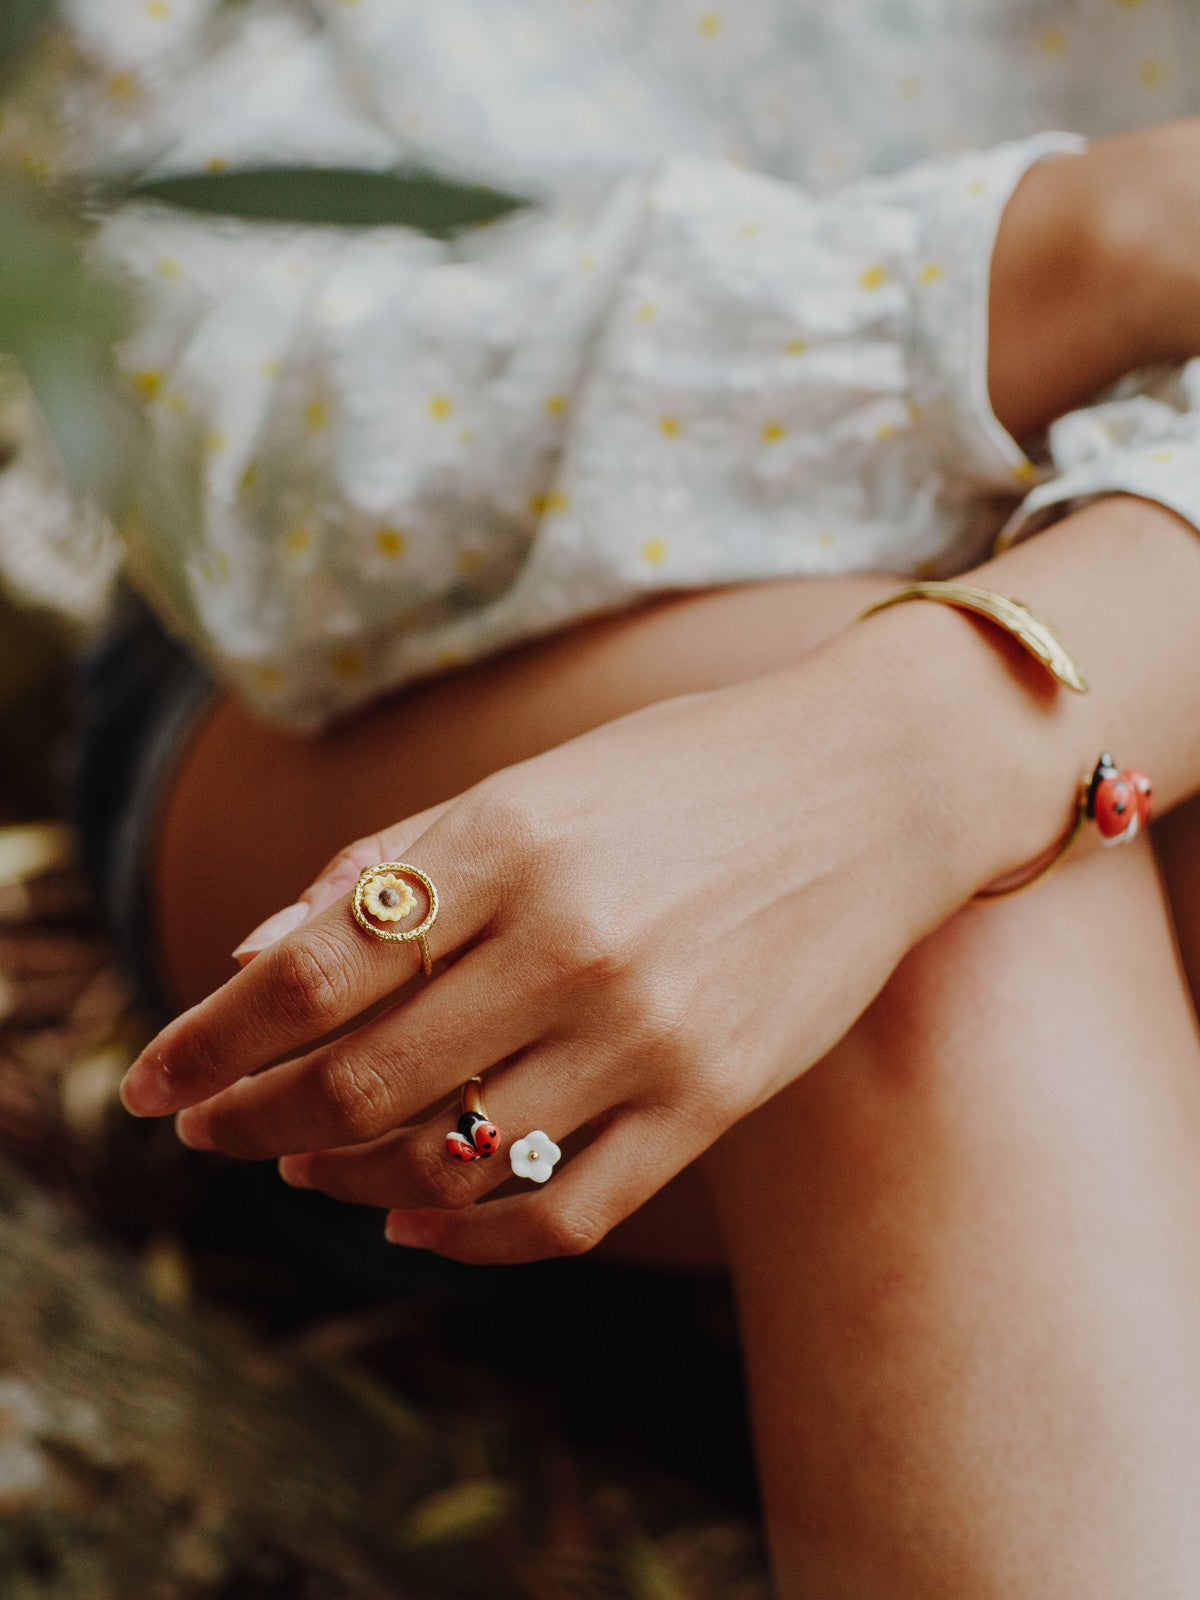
[[117, 603, 1036, 1263]]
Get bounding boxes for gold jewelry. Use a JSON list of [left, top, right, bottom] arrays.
[[854, 580, 1089, 693], [976, 754, 1153, 897], [351, 861, 439, 975], [853, 583, 1153, 901], [446, 1076, 502, 1162], [974, 783, 1089, 899]]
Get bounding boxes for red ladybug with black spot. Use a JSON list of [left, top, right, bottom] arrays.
[[459, 1109, 502, 1158], [1086, 753, 1153, 846], [445, 1130, 479, 1162]]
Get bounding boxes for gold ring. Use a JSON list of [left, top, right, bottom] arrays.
[[351, 861, 439, 976]]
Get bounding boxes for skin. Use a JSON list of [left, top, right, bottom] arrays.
[[121, 123, 1200, 1592]]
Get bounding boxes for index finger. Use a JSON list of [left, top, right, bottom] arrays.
[[119, 835, 492, 1118]]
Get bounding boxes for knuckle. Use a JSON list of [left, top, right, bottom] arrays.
[[568, 913, 630, 986], [683, 1055, 742, 1123], [536, 1204, 607, 1259], [533, 908, 629, 994], [314, 1052, 395, 1141], [623, 972, 691, 1060], [270, 933, 352, 1029], [172, 1024, 227, 1099], [322, 834, 388, 897], [470, 781, 550, 887]]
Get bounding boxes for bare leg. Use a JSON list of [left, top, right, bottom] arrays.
[[705, 837, 1200, 1597], [151, 578, 1200, 1593]]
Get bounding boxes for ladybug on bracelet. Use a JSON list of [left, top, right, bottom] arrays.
[[1086, 753, 1153, 846]]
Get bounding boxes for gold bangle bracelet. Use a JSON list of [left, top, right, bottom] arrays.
[[854, 580, 1089, 694], [852, 581, 1150, 900]]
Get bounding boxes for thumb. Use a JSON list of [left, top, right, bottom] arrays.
[[230, 799, 455, 966]]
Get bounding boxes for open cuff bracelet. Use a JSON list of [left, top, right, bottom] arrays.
[[855, 582, 1152, 898]]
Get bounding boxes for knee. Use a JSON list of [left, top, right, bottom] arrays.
[[843, 832, 1190, 1138]]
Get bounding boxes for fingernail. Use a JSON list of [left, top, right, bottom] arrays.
[[174, 1109, 215, 1151], [277, 1157, 313, 1189], [119, 1058, 174, 1117], [231, 902, 309, 961]]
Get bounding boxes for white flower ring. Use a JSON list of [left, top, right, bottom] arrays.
[[509, 1130, 561, 1184]]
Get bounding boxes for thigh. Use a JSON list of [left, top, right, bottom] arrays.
[[705, 833, 1200, 1596]]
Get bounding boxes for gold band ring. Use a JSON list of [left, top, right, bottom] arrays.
[[351, 861, 439, 976]]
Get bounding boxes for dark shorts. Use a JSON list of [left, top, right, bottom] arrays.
[[66, 582, 217, 1031]]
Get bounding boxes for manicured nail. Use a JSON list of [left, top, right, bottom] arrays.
[[119, 1058, 174, 1117], [231, 902, 309, 961], [277, 1157, 313, 1189], [174, 1109, 215, 1151]]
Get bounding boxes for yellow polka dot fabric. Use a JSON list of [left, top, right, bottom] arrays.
[[4, 0, 1197, 731]]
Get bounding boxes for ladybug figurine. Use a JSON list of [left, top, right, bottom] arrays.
[[458, 1109, 502, 1158], [1086, 753, 1153, 846], [444, 1077, 502, 1163], [446, 1129, 479, 1163]]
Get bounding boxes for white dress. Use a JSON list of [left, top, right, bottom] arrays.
[[3, 0, 1200, 731]]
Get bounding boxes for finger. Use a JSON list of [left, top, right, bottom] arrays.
[[276, 1042, 615, 1205], [120, 813, 497, 1118], [231, 802, 455, 966], [173, 944, 551, 1159], [382, 1108, 707, 1266]]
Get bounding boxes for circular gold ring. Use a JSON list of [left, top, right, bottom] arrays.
[[351, 861, 439, 976]]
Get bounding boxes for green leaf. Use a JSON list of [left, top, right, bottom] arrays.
[[0, 187, 124, 350], [0, 181, 131, 497], [127, 166, 527, 237]]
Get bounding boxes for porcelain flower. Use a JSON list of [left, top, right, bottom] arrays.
[[362, 872, 417, 922], [509, 1130, 561, 1183]]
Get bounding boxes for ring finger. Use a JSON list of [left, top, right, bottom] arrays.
[[172, 940, 560, 1159], [275, 1043, 620, 1209]]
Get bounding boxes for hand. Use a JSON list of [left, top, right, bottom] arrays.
[[117, 607, 1015, 1264]]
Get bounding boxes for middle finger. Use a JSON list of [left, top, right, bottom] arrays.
[[173, 940, 549, 1158], [275, 1041, 615, 1208], [121, 843, 492, 1118]]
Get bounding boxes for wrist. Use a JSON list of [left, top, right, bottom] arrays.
[[825, 597, 1089, 912]]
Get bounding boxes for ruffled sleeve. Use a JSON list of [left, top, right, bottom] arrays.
[[67, 130, 1092, 730], [996, 363, 1200, 552]]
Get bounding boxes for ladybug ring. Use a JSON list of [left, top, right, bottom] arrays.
[[445, 1077, 502, 1164]]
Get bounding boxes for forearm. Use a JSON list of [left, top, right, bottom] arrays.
[[988, 122, 1200, 443], [848, 496, 1200, 904]]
